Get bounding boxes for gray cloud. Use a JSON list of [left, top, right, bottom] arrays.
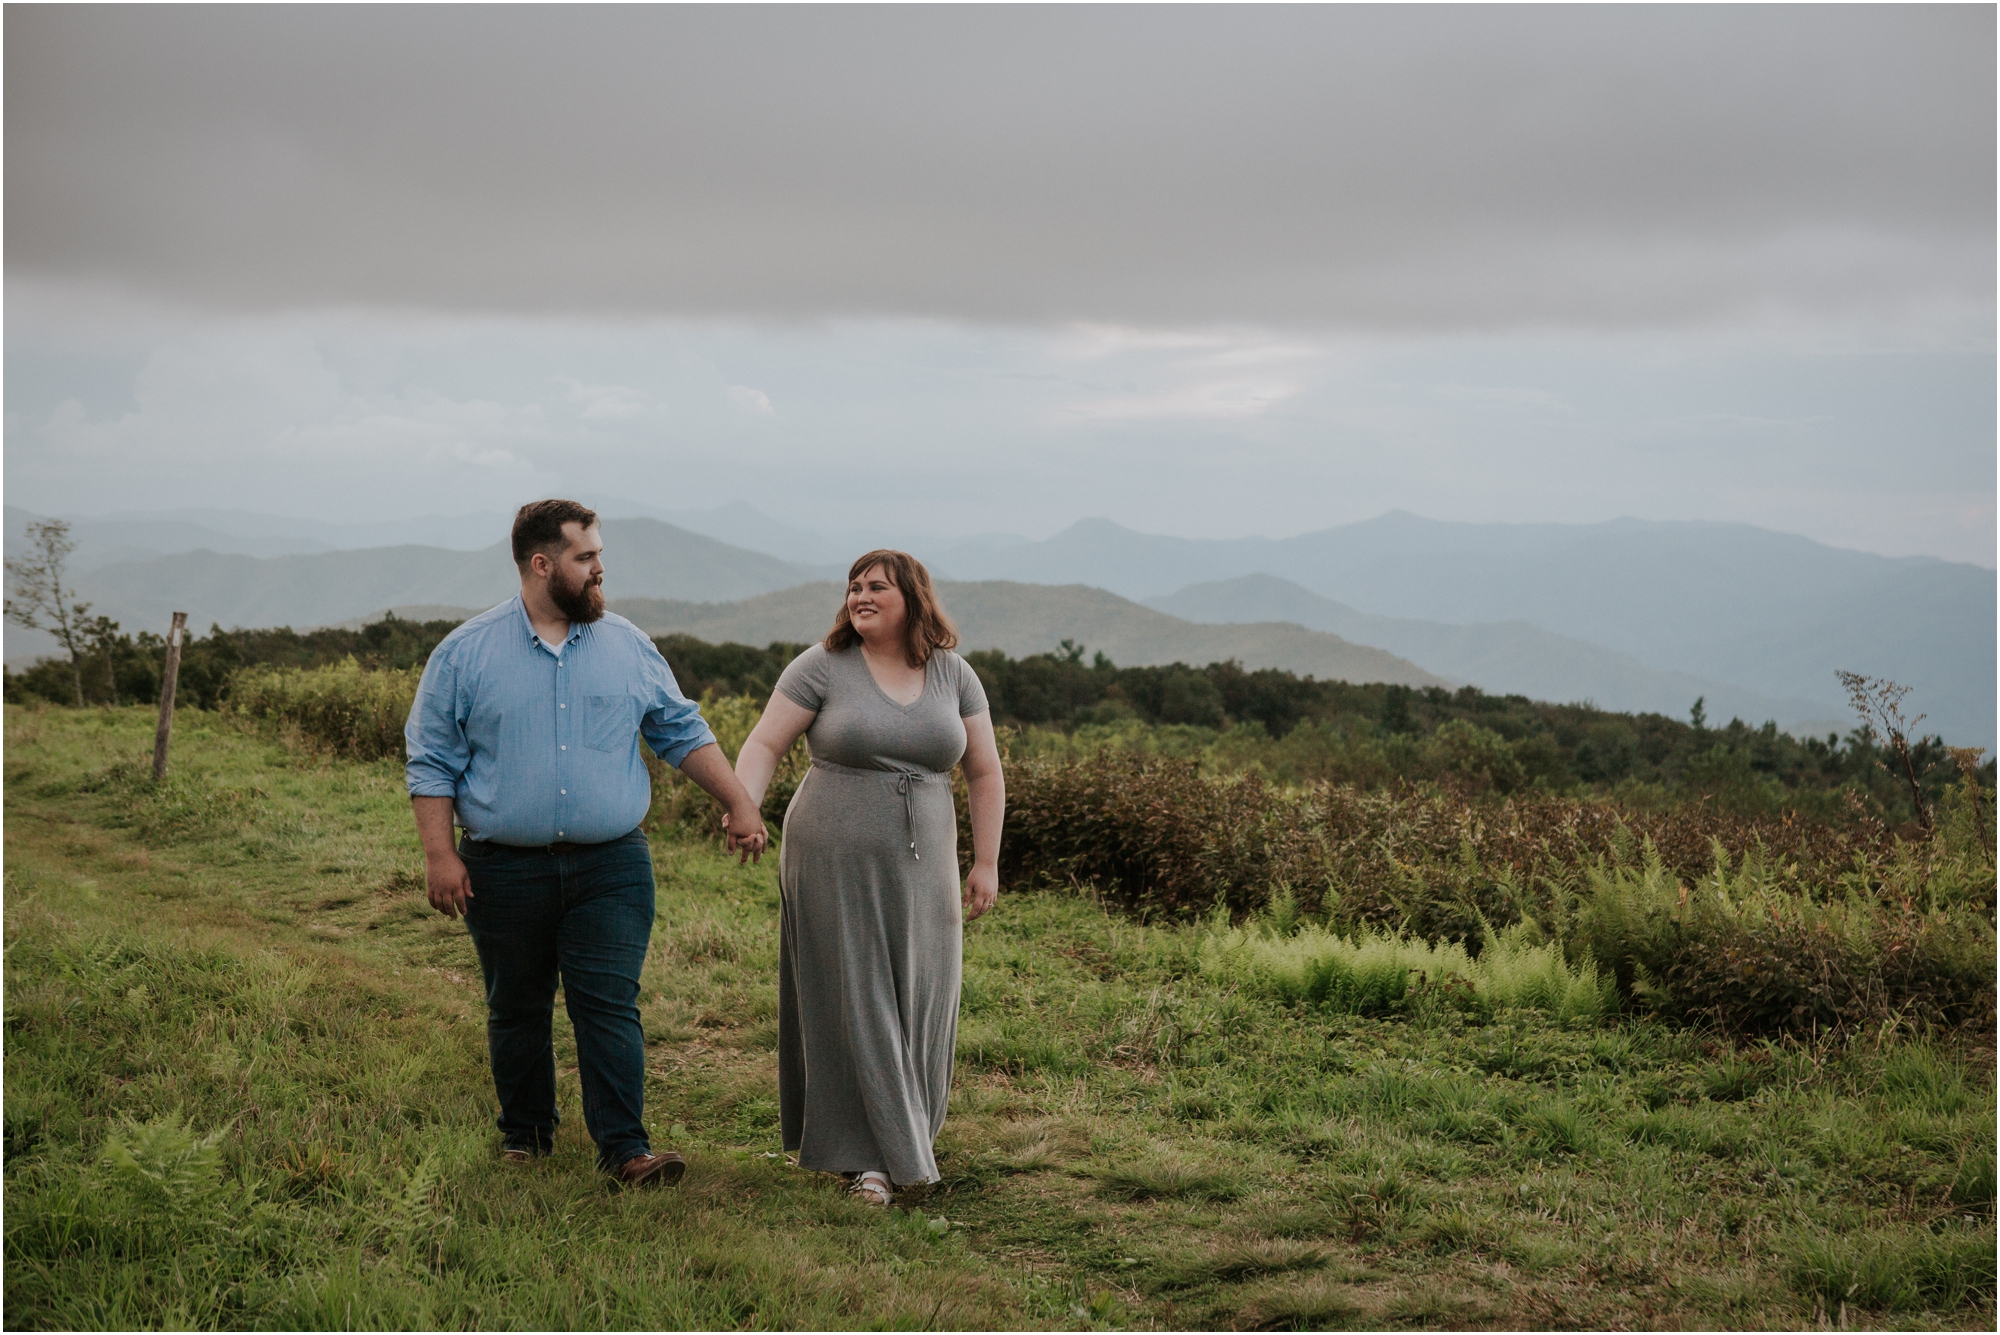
[[6, 5, 1991, 326]]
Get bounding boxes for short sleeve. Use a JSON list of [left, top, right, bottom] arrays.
[[774, 645, 830, 712], [636, 630, 718, 767], [950, 652, 990, 717]]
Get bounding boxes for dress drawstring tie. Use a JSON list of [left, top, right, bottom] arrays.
[[809, 758, 935, 862], [895, 772, 923, 860]]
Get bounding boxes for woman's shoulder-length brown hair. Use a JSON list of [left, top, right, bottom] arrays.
[[824, 549, 960, 668]]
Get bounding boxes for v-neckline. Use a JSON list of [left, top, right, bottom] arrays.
[[857, 648, 928, 711]]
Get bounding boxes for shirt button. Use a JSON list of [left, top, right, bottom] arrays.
[[560, 745, 566, 750], [560, 703, 566, 709], [561, 789, 567, 795]]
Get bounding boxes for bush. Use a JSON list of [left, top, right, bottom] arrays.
[[1567, 848, 1995, 1034], [994, 752, 1994, 1035], [994, 752, 1318, 919], [228, 659, 420, 761]]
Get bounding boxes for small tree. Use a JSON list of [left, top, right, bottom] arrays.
[[1837, 670, 1934, 837], [82, 613, 123, 706], [1945, 745, 1992, 861], [4, 518, 91, 706]]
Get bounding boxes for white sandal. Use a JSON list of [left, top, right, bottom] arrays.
[[849, 1170, 892, 1206]]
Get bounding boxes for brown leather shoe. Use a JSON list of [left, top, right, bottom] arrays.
[[615, 1151, 687, 1188]]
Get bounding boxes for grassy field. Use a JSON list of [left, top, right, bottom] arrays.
[[4, 704, 1994, 1330]]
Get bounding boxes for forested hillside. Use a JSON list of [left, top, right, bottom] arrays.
[[9, 614, 1983, 828], [612, 581, 1448, 690]]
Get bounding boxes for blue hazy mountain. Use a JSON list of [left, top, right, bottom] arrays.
[[938, 514, 1994, 746], [5, 504, 339, 571], [3, 519, 822, 658], [606, 500, 1030, 571], [7, 504, 1989, 747], [610, 580, 1451, 692], [1146, 573, 1829, 732]]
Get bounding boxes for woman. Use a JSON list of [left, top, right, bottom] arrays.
[[731, 550, 1004, 1206]]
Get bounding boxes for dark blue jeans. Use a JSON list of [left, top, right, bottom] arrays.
[[460, 829, 654, 1169]]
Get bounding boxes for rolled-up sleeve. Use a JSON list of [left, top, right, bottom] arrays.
[[405, 647, 470, 797], [637, 636, 717, 768]]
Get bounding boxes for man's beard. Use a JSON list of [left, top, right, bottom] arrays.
[[550, 570, 605, 624]]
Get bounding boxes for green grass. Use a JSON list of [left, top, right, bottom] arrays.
[[5, 702, 1995, 1329], [1196, 912, 1617, 1023]]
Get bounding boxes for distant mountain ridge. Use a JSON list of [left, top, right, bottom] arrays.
[[931, 512, 1995, 746], [6, 503, 1989, 746], [609, 581, 1451, 690], [5, 504, 337, 570], [608, 500, 1034, 570], [4, 504, 516, 564], [2, 519, 826, 660], [1146, 574, 1826, 728]]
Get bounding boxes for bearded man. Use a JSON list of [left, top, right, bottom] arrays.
[[406, 498, 768, 1186]]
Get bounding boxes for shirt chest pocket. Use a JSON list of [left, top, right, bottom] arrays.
[[583, 694, 639, 753]]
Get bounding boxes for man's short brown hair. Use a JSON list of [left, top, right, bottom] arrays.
[[511, 499, 599, 569]]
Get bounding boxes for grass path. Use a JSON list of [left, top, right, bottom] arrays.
[[4, 705, 1993, 1330]]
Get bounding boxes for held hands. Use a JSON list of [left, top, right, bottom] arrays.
[[963, 864, 999, 921], [722, 805, 770, 864]]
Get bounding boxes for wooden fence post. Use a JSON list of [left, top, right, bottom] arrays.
[[152, 612, 188, 780]]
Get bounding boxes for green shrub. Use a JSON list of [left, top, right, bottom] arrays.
[[995, 750, 1990, 1036], [1418, 719, 1526, 795], [1568, 849, 1995, 1033], [228, 658, 419, 761], [995, 752, 1317, 919]]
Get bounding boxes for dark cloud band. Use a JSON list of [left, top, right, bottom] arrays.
[[5, 5, 1992, 325]]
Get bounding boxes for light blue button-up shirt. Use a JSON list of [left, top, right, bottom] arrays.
[[405, 596, 717, 846]]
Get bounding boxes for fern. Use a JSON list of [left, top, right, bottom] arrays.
[[99, 1112, 227, 1211], [366, 1150, 453, 1261]]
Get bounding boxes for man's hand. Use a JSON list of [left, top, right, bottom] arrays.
[[412, 795, 473, 918], [963, 864, 999, 921], [426, 849, 474, 918], [722, 804, 769, 865], [680, 743, 770, 866]]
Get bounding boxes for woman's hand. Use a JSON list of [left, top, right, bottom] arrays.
[[722, 807, 768, 864], [963, 864, 998, 921], [958, 709, 1004, 924]]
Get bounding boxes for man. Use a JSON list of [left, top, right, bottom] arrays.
[[406, 499, 768, 1186]]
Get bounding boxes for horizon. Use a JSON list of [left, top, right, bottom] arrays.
[[7, 499, 1990, 572]]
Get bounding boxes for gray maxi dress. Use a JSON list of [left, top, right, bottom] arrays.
[[773, 643, 989, 1186]]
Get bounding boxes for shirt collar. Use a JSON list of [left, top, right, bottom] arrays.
[[512, 594, 584, 649]]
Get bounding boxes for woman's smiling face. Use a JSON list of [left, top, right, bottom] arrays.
[[846, 564, 908, 642]]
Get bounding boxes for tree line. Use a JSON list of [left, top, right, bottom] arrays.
[[6, 599, 1984, 829]]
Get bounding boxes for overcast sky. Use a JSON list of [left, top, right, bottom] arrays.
[[6, 5, 1993, 563]]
